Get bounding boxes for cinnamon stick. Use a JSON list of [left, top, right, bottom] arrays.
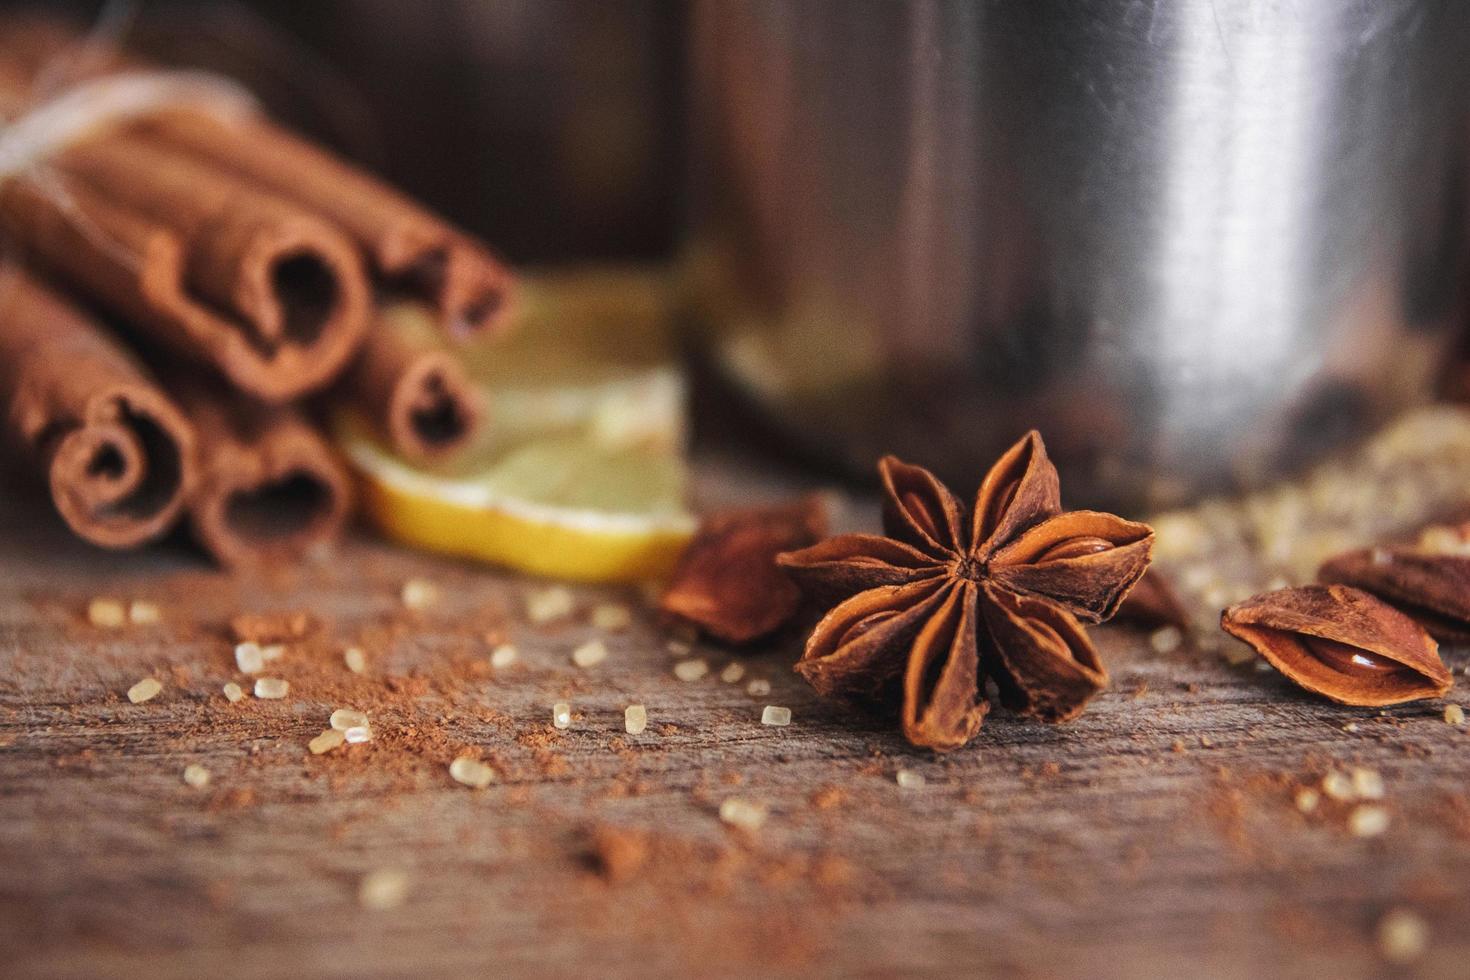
[[137, 108, 516, 341], [170, 380, 351, 567], [346, 303, 484, 461], [0, 134, 371, 403], [0, 264, 194, 548], [0, 17, 510, 341]]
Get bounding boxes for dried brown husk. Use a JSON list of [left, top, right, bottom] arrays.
[[1116, 568, 1191, 629], [777, 534, 940, 606], [1319, 547, 1470, 643], [1221, 584, 1452, 706], [899, 581, 988, 750], [795, 577, 950, 701], [988, 510, 1153, 622], [970, 430, 1061, 553], [879, 455, 968, 555], [660, 495, 827, 644], [981, 583, 1107, 722]]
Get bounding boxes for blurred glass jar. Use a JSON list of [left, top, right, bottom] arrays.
[[686, 0, 1470, 511]]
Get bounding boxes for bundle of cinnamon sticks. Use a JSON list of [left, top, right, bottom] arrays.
[[0, 21, 508, 565]]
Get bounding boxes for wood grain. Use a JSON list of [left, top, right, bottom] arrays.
[[2, 462, 1468, 980]]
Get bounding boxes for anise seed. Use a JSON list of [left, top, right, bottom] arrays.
[[1035, 536, 1113, 563], [1302, 636, 1411, 677]]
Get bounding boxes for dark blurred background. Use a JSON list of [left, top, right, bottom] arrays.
[[30, 0, 686, 265]]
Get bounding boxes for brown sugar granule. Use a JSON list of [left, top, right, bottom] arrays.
[[895, 769, 926, 789], [1377, 909, 1429, 963], [401, 579, 440, 611], [343, 647, 367, 673], [673, 659, 709, 682], [358, 869, 409, 910], [591, 603, 632, 632], [1349, 804, 1391, 837], [810, 786, 847, 810], [128, 600, 162, 625], [719, 797, 768, 832], [127, 677, 162, 703], [88, 599, 127, 629], [585, 825, 650, 882]]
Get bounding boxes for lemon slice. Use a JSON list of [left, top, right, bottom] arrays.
[[341, 414, 695, 581], [338, 267, 695, 582], [460, 266, 687, 455]]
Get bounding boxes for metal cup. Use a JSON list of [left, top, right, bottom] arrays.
[[687, 0, 1470, 510]]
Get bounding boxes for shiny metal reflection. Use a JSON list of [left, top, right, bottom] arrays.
[[687, 0, 1470, 510]]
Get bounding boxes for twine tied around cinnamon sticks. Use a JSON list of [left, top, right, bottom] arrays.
[[0, 68, 257, 185], [0, 21, 508, 566]]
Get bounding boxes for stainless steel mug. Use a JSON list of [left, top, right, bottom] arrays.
[[686, 0, 1470, 510]]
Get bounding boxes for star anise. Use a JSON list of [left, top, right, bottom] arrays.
[[777, 432, 1154, 751], [1318, 532, 1470, 643], [659, 496, 828, 644], [1221, 584, 1452, 706]]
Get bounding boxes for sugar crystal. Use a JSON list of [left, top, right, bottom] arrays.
[[234, 642, 265, 675], [128, 600, 161, 625], [359, 869, 408, 910], [87, 598, 126, 629], [254, 677, 289, 699], [761, 705, 791, 727], [572, 640, 609, 668], [1349, 804, 1390, 838], [127, 677, 162, 703], [401, 578, 439, 610], [896, 768, 926, 789], [309, 729, 345, 755], [343, 647, 367, 673], [449, 756, 495, 789], [1378, 909, 1429, 963], [527, 586, 574, 624], [1351, 767, 1385, 801], [591, 603, 632, 631], [330, 708, 369, 731], [718, 797, 768, 831], [673, 659, 708, 682]]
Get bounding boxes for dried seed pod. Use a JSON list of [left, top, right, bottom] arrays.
[[987, 510, 1154, 622], [1318, 546, 1470, 643], [982, 583, 1107, 722], [778, 533, 939, 604], [660, 496, 827, 644], [783, 431, 1152, 751], [1116, 568, 1191, 629], [1221, 585, 1452, 707]]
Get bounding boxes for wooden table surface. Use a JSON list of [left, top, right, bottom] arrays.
[[2, 455, 1468, 980]]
